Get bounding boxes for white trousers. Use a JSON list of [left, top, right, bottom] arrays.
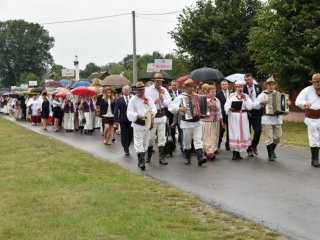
[[183, 124, 203, 150], [307, 125, 320, 147], [149, 122, 166, 147], [133, 127, 151, 153]]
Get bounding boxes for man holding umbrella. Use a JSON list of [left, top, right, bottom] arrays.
[[145, 72, 172, 165]]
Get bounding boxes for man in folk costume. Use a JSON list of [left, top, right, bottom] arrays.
[[145, 72, 172, 165], [243, 73, 263, 156], [168, 79, 207, 166], [127, 82, 157, 170], [295, 73, 320, 168], [253, 77, 286, 161], [114, 85, 133, 156], [225, 79, 253, 160]]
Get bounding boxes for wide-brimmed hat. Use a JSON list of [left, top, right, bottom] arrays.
[[153, 72, 164, 81], [136, 81, 145, 89], [310, 73, 320, 82], [183, 79, 194, 87], [263, 76, 276, 87]]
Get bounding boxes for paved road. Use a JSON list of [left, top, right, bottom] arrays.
[[4, 116, 320, 240]]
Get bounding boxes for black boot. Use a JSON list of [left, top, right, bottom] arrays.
[[272, 143, 277, 158], [159, 146, 168, 165], [267, 144, 275, 161], [236, 151, 243, 160], [137, 152, 146, 170], [311, 147, 320, 168], [232, 151, 237, 160], [196, 148, 207, 166], [146, 146, 153, 163], [184, 149, 191, 165]]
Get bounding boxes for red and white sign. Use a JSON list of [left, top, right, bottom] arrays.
[[147, 63, 160, 72], [154, 59, 172, 70], [62, 69, 75, 77]]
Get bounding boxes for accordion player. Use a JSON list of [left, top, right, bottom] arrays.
[[264, 92, 290, 115]]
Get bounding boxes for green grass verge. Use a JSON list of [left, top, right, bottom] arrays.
[[0, 117, 282, 240]]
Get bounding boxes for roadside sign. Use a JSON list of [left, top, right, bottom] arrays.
[[62, 69, 75, 77], [154, 59, 172, 70]]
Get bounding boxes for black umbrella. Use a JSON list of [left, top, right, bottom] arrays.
[[189, 67, 224, 83], [30, 87, 44, 93], [139, 72, 173, 82]]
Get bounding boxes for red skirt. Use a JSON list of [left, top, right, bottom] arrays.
[[31, 115, 41, 124]]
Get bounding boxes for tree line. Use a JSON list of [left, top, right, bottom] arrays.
[[0, 0, 319, 91]]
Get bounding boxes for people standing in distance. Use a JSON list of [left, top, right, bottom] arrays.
[[216, 80, 231, 150], [145, 72, 172, 165], [114, 85, 133, 156], [127, 82, 157, 171], [243, 73, 263, 157], [295, 73, 320, 168], [225, 80, 253, 160]]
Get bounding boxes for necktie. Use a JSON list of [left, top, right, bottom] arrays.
[[224, 91, 227, 99], [125, 96, 128, 105]]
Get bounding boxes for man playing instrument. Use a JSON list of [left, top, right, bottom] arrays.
[[295, 73, 320, 168], [168, 79, 207, 166], [253, 77, 284, 161], [145, 72, 172, 165], [225, 79, 253, 160], [127, 82, 157, 171]]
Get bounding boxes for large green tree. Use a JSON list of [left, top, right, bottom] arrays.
[[80, 62, 101, 78], [170, 0, 262, 75], [0, 20, 54, 87], [248, 0, 320, 90]]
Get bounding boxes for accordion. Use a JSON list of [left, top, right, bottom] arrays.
[[265, 92, 289, 115], [181, 94, 208, 120]]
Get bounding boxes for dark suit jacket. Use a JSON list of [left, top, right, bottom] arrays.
[[216, 90, 230, 119], [243, 84, 263, 117], [114, 96, 131, 123], [99, 98, 115, 118]]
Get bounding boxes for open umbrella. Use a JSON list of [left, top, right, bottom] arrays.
[[101, 75, 130, 86], [59, 79, 72, 87], [225, 73, 258, 84], [189, 67, 224, 83], [70, 81, 91, 89], [30, 87, 44, 93], [176, 75, 201, 85], [43, 81, 63, 88], [91, 78, 102, 87], [71, 87, 96, 97], [139, 72, 173, 82]]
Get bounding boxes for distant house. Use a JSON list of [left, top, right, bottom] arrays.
[[88, 71, 109, 80]]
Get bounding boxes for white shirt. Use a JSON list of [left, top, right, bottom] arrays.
[[127, 95, 157, 129], [145, 85, 172, 123], [246, 84, 257, 101], [254, 91, 283, 125], [295, 86, 320, 127], [224, 92, 253, 114]]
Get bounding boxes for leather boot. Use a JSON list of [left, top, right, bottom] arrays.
[[311, 147, 320, 168], [236, 151, 243, 160], [184, 149, 191, 165], [272, 143, 277, 158], [232, 151, 237, 160], [146, 146, 153, 163], [196, 148, 207, 166], [137, 152, 146, 170], [267, 144, 275, 161], [159, 146, 168, 165]]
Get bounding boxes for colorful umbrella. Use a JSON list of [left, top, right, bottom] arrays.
[[43, 81, 63, 88], [189, 67, 224, 83], [71, 87, 96, 97], [55, 89, 70, 98], [70, 81, 91, 89], [59, 79, 72, 87], [101, 75, 130, 86]]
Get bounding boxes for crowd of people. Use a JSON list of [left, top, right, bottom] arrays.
[[1, 72, 320, 170]]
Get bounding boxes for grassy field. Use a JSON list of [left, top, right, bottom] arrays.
[[0, 117, 283, 240]]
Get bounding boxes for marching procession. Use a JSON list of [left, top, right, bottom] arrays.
[[1, 73, 320, 170]]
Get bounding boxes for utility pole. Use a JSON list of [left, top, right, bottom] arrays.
[[132, 11, 137, 84], [74, 55, 80, 81]]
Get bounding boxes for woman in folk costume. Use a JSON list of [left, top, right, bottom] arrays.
[[99, 87, 116, 145], [127, 81, 157, 171], [76, 97, 85, 134], [202, 85, 223, 160], [79, 94, 96, 135], [168, 79, 207, 166], [27, 94, 41, 126], [62, 98, 75, 132], [225, 80, 253, 160]]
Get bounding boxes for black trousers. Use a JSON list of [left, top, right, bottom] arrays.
[[219, 116, 229, 149], [248, 114, 262, 150], [120, 122, 133, 153]]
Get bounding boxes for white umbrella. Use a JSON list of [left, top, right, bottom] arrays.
[[225, 73, 258, 84]]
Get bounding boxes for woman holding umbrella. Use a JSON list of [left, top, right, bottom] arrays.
[[99, 87, 115, 144], [78, 94, 96, 135]]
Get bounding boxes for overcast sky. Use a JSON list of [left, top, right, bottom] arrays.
[[1, 0, 197, 70]]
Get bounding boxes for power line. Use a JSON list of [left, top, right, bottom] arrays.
[[41, 12, 131, 25], [136, 15, 177, 23], [136, 10, 182, 16]]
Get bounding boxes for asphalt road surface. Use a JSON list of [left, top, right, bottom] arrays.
[[4, 116, 320, 240]]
